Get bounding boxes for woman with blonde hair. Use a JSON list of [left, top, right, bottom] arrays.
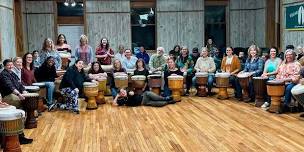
[[237, 44, 264, 102], [39, 38, 62, 70], [74, 34, 94, 66]]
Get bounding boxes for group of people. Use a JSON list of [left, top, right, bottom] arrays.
[[0, 34, 304, 146]]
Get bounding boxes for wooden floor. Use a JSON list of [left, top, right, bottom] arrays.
[[18, 95, 304, 152]]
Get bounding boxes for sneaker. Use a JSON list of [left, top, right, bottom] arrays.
[[261, 102, 270, 108], [164, 96, 173, 101], [48, 104, 56, 111], [73, 109, 80, 114], [60, 104, 67, 110], [19, 136, 33, 145]]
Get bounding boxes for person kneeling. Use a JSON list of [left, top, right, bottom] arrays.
[[113, 89, 175, 107]]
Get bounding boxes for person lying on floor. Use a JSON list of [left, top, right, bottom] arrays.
[[112, 89, 175, 107]]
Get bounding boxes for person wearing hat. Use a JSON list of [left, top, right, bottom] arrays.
[[191, 47, 200, 65]]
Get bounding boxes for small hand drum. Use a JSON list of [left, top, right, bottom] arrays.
[[0, 108, 25, 152], [168, 75, 184, 102], [22, 93, 39, 129], [83, 82, 98, 110], [267, 80, 285, 113]]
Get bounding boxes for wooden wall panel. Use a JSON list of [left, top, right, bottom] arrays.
[[0, 0, 16, 60], [86, 0, 129, 13], [282, 1, 304, 48], [23, 0, 55, 52], [86, 0, 131, 53], [229, 0, 266, 48], [157, 0, 204, 53]]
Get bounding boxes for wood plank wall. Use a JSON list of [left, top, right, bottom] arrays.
[[85, 0, 131, 53], [23, 0, 55, 52], [0, 0, 16, 60], [282, 0, 304, 49], [229, 0, 266, 48], [156, 0, 204, 53]]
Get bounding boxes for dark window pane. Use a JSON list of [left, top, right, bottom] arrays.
[[132, 25, 155, 50], [205, 6, 225, 24], [131, 8, 155, 25], [57, 2, 84, 17]]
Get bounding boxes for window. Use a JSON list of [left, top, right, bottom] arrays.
[[57, 2, 84, 17], [131, 8, 156, 51]]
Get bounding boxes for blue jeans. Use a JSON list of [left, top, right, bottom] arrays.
[[192, 74, 214, 92], [111, 87, 118, 99], [284, 83, 296, 106], [163, 83, 171, 97], [44, 81, 55, 106], [229, 75, 242, 98]]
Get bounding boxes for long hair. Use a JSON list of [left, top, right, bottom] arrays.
[[247, 44, 260, 59], [179, 46, 189, 63], [283, 49, 297, 64], [135, 58, 146, 70], [56, 34, 67, 45], [88, 61, 104, 74], [42, 38, 55, 51], [22, 52, 34, 70], [98, 37, 110, 50], [172, 45, 180, 53], [113, 59, 123, 71]]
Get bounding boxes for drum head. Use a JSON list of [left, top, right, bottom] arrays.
[[237, 73, 250, 78], [215, 72, 230, 78], [83, 82, 97, 87], [32, 82, 46, 87], [22, 93, 39, 97], [291, 84, 304, 95], [195, 72, 208, 77], [24, 86, 40, 91], [101, 65, 113, 72], [168, 75, 183, 80], [0, 109, 25, 120], [59, 52, 71, 58], [114, 75, 128, 80], [131, 75, 146, 80], [148, 74, 161, 79], [267, 80, 284, 85], [253, 77, 267, 80]]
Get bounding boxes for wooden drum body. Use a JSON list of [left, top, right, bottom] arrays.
[[215, 72, 230, 99], [22, 93, 39, 129], [253, 77, 267, 107], [267, 80, 285, 113], [195, 72, 208, 97], [0, 108, 25, 152], [291, 84, 304, 108], [148, 75, 162, 95], [96, 77, 107, 104], [83, 82, 98, 110], [238, 74, 251, 101], [114, 74, 128, 89], [32, 82, 47, 112], [168, 75, 184, 102], [59, 52, 71, 70], [131, 75, 146, 94]]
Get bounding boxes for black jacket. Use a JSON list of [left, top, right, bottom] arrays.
[[35, 63, 57, 82], [59, 65, 91, 95], [0, 69, 25, 97]]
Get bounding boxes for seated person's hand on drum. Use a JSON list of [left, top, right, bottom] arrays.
[[180, 67, 187, 73], [128, 91, 134, 96], [261, 73, 268, 78], [74, 88, 79, 94], [91, 80, 98, 85], [0, 100, 9, 108], [18, 94, 25, 100]]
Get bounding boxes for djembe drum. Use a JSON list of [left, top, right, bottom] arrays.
[[83, 82, 98, 110], [101, 65, 114, 96], [237, 73, 251, 101], [168, 75, 184, 102], [59, 52, 71, 70], [0, 107, 25, 152], [267, 80, 285, 113], [215, 72, 230, 99], [56, 70, 66, 78], [253, 77, 267, 107], [195, 72, 209, 97], [131, 75, 146, 94], [114, 74, 128, 89], [22, 93, 39, 129], [127, 71, 134, 88], [101, 65, 113, 73], [32, 82, 46, 112], [148, 74, 162, 95], [24, 86, 40, 93], [96, 77, 107, 104]]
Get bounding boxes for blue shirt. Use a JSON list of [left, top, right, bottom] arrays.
[[122, 56, 138, 71], [244, 57, 264, 77], [136, 52, 150, 65]]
